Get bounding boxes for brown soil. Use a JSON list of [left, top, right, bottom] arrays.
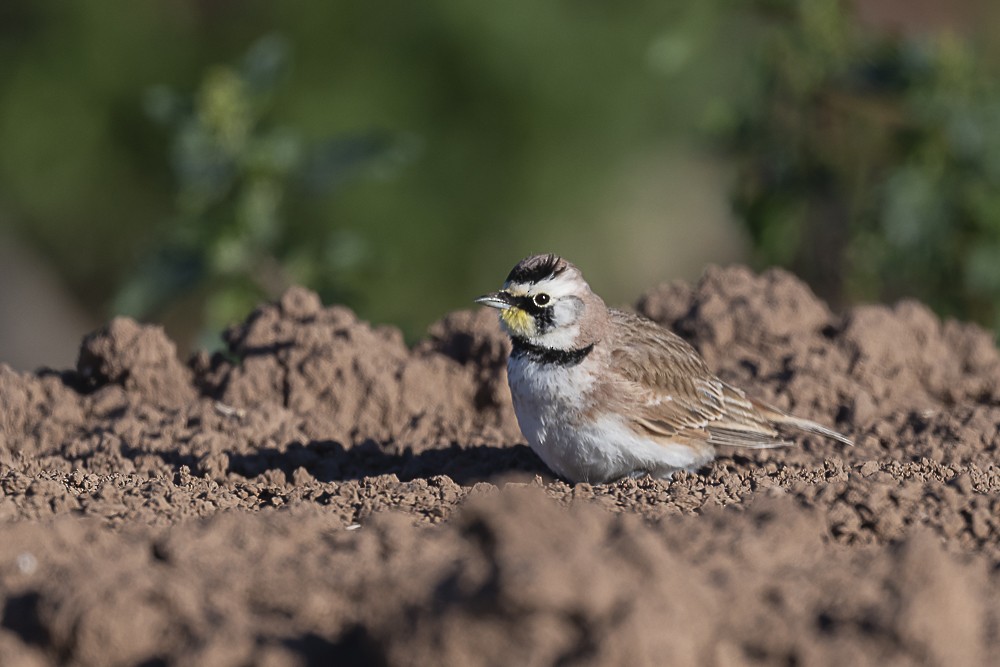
[[2, 266, 1000, 666]]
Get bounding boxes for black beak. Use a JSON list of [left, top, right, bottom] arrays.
[[474, 291, 514, 310]]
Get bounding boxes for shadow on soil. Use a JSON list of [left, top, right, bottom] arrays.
[[226, 440, 549, 486]]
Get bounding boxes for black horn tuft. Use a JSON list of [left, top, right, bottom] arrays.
[[505, 254, 567, 285]]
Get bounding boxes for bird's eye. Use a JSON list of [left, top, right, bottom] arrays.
[[533, 293, 551, 307]]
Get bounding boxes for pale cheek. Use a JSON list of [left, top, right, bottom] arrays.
[[551, 303, 576, 328], [535, 325, 581, 349], [545, 299, 584, 335]]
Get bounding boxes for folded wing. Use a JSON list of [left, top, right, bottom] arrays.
[[608, 310, 850, 449]]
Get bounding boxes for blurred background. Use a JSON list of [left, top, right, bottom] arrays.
[[1, 0, 998, 370]]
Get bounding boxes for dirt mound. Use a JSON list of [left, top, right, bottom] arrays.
[[1, 266, 999, 665]]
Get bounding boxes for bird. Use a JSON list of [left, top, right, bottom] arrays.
[[475, 253, 853, 483]]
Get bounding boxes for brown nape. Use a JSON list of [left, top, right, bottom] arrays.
[[573, 287, 611, 347]]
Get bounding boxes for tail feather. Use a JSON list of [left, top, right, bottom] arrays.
[[769, 413, 854, 447], [745, 396, 854, 447]]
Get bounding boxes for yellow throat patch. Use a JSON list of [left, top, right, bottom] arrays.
[[500, 307, 536, 338]]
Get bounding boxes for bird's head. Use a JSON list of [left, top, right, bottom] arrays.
[[476, 254, 606, 349]]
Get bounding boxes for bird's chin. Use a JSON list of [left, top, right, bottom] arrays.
[[499, 307, 537, 338]]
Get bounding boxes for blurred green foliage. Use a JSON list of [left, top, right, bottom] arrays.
[[115, 36, 411, 344], [0, 1, 741, 347], [2, 0, 999, 349], [730, 0, 1000, 329]]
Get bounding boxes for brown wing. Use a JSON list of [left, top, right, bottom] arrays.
[[607, 309, 791, 449]]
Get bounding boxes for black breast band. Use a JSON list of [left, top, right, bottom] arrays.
[[510, 338, 595, 366]]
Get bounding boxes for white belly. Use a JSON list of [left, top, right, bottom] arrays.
[[507, 357, 714, 483]]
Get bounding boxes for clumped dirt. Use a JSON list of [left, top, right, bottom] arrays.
[[2, 266, 1000, 666]]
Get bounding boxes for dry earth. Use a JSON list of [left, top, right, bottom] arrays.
[[2, 266, 1000, 666]]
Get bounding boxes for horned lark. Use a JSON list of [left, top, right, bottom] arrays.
[[476, 254, 852, 483]]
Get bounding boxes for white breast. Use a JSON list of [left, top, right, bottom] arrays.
[[507, 355, 591, 440], [507, 356, 715, 483]]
